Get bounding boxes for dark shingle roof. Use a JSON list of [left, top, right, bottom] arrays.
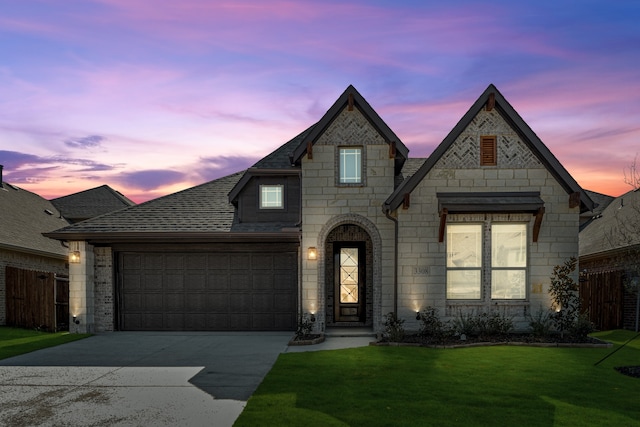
[[395, 157, 427, 188], [0, 182, 69, 258], [51, 185, 135, 222], [252, 125, 315, 169], [580, 188, 640, 257], [47, 171, 245, 237]]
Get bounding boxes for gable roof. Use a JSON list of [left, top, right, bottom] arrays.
[[383, 84, 595, 213], [50, 184, 135, 223], [0, 181, 69, 258], [291, 85, 409, 168], [580, 188, 640, 258], [227, 125, 310, 204]]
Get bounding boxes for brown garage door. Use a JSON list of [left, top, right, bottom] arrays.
[[118, 250, 297, 331]]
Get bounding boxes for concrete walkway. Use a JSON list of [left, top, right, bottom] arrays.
[[0, 331, 373, 427]]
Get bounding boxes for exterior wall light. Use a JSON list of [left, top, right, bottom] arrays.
[[416, 311, 421, 320], [69, 251, 81, 264], [72, 315, 80, 325], [310, 313, 316, 323], [307, 247, 317, 260]]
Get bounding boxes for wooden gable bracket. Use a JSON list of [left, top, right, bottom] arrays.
[[569, 192, 580, 209], [438, 208, 448, 243], [307, 141, 313, 160], [486, 92, 495, 111], [389, 141, 397, 159], [402, 193, 410, 210], [348, 93, 354, 111], [532, 207, 545, 243]]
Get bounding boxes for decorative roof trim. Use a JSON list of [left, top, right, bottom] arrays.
[[383, 84, 595, 213], [437, 191, 544, 214], [291, 84, 409, 164]]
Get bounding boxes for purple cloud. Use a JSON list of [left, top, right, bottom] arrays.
[[114, 169, 186, 191], [196, 155, 261, 182], [64, 135, 105, 149]]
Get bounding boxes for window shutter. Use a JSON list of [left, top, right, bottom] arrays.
[[480, 136, 497, 166]]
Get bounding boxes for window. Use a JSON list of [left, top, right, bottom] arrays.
[[491, 224, 527, 299], [480, 136, 497, 166], [339, 147, 362, 184], [446, 222, 528, 300], [259, 185, 283, 209], [446, 224, 482, 299]]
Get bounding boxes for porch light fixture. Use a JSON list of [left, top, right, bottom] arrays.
[[310, 313, 316, 323], [307, 247, 317, 260], [69, 251, 81, 264], [72, 315, 80, 325], [416, 311, 421, 320]]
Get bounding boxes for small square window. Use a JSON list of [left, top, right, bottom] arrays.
[[260, 185, 283, 209], [339, 147, 362, 184]]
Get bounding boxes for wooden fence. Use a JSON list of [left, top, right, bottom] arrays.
[[580, 270, 623, 330], [5, 266, 69, 331]]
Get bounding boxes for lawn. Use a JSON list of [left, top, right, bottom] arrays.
[[0, 327, 90, 360], [235, 330, 640, 427]]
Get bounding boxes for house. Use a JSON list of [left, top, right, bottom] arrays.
[[1, 169, 135, 328], [45, 84, 594, 334], [579, 188, 640, 330], [0, 166, 70, 326], [51, 185, 135, 224]]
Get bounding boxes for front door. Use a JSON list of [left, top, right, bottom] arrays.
[[334, 243, 365, 322]]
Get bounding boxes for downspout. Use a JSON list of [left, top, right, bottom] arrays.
[[384, 208, 399, 315]]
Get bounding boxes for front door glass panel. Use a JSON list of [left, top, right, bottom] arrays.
[[340, 248, 359, 303]]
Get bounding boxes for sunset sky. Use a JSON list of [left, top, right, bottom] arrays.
[[1, 0, 638, 203]]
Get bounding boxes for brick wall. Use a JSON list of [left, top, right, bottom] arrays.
[[94, 247, 114, 332], [0, 248, 67, 324]]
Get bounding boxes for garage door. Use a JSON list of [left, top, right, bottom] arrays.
[[118, 250, 297, 331]]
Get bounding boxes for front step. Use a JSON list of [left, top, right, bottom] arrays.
[[324, 327, 376, 338]]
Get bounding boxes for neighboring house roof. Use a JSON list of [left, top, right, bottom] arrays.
[[383, 84, 595, 213], [580, 190, 615, 229], [0, 180, 69, 259], [395, 157, 427, 188], [50, 184, 135, 223], [45, 171, 299, 243], [580, 188, 640, 258], [291, 85, 409, 168]]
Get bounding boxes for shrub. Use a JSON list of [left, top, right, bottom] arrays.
[[527, 306, 554, 338], [383, 312, 405, 342], [569, 312, 596, 339], [484, 310, 514, 337], [418, 307, 451, 341], [549, 257, 580, 334], [295, 313, 314, 340], [451, 310, 478, 338]]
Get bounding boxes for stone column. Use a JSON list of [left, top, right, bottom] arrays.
[[68, 241, 95, 333]]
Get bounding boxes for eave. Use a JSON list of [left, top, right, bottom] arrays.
[[43, 230, 301, 245]]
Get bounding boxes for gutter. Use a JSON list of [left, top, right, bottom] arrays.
[[42, 231, 301, 244], [384, 208, 399, 315]]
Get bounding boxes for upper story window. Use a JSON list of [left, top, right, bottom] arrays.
[[446, 222, 528, 300], [259, 185, 283, 209], [339, 147, 362, 184]]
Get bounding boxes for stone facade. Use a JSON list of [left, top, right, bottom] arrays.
[[301, 106, 396, 333], [0, 248, 67, 325], [94, 247, 114, 332], [395, 109, 580, 331]]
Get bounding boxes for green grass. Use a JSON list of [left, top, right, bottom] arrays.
[[0, 327, 90, 360], [235, 330, 640, 427]]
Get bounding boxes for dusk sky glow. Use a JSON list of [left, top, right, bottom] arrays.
[[1, 0, 639, 203]]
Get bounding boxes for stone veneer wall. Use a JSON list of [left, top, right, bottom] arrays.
[[301, 106, 396, 333], [0, 248, 67, 324], [395, 109, 581, 331]]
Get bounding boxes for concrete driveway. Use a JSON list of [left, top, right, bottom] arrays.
[[0, 332, 292, 427]]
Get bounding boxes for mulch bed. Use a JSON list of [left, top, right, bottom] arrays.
[[615, 366, 640, 378], [378, 333, 611, 348]]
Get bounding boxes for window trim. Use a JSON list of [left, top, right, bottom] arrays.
[[336, 146, 365, 186], [259, 184, 284, 209], [445, 220, 529, 302]]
